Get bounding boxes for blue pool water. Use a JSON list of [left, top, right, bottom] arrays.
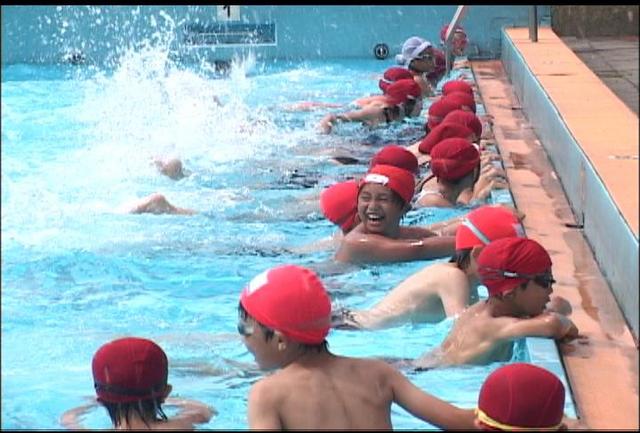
[[3, 47, 549, 429]]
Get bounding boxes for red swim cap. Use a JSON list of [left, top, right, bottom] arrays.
[[427, 96, 461, 131], [92, 337, 168, 404], [444, 91, 476, 113], [385, 79, 422, 106], [370, 145, 419, 174], [455, 205, 524, 250], [440, 24, 467, 44], [240, 265, 331, 345], [442, 109, 483, 139], [361, 164, 416, 205], [379, 67, 414, 93], [426, 48, 447, 82], [320, 180, 359, 232], [418, 122, 474, 155], [477, 237, 552, 296], [429, 137, 480, 181], [477, 363, 565, 430], [442, 80, 473, 96]]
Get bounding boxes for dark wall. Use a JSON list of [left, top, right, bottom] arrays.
[[552, 5, 639, 37]]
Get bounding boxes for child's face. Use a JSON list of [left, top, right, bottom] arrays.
[[410, 48, 435, 73], [238, 316, 282, 370], [357, 183, 405, 235], [514, 274, 554, 316], [452, 33, 467, 56]]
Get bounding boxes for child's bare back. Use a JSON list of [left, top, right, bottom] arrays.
[[249, 353, 395, 429]]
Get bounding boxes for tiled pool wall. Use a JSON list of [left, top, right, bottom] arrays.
[[1, 5, 550, 65], [500, 27, 639, 340]]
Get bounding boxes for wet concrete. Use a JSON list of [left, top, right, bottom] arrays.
[[561, 35, 639, 116], [551, 5, 639, 40], [472, 59, 639, 429]]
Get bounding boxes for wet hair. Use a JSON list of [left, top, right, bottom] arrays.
[[383, 104, 402, 122], [403, 98, 418, 117], [238, 302, 328, 353], [472, 162, 481, 183], [101, 398, 167, 428], [449, 248, 472, 270]]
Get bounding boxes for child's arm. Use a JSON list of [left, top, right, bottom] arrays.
[[465, 165, 508, 205], [438, 272, 472, 317], [401, 225, 439, 238], [338, 233, 455, 264], [247, 380, 282, 429], [164, 397, 216, 425], [421, 214, 465, 237], [497, 312, 579, 341], [563, 414, 589, 430], [389, 365, 476, 430], [60, 400, 98, 430], [318, 106, 383, 133], [317, 110, 360, 134]]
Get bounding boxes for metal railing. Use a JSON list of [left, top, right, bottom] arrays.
[[444, 5, 469, 76], [529, 5, 538, 42]]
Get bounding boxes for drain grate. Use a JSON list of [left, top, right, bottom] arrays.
[[608, 154, 639, 160], [183, 23, 276, 46]]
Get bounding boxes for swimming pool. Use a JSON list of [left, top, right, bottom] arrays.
[[2, 44, 572, 429]]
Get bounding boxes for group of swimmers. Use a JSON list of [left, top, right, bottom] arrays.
[[61, 26, 585, 430]]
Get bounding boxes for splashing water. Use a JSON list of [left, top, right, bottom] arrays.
[[2, 30, 321, 254]]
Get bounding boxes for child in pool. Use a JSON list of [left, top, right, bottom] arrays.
[[395, 36, 441, 93], [317, 79, 423, 134], [412, 237, 580, 369], [473, 363, 586, 430], [120, 192, 196, 215], [334, 164, 455, 264], [237, 264, 476, 430], [60, 337, 214, 430], [415, 137, 507, 208], [332, 205, 537, 329]]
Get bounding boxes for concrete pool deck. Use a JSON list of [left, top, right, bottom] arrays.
[[561, 35, 639, 117], [471, 27, 638, 430]]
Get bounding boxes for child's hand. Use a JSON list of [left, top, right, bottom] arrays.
[[552, 312, 579, 341], [546, 295, 572, 316], [480, 152, 501, 167], [472, 168, 508, 202], [317, 114, 335, 134]]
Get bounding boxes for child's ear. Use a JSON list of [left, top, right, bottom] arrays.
[[470, 245, 483, 261], [163, 384, 172, 399], [273, 331, 288, 351]]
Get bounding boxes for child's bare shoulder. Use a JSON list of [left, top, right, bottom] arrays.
[[344, 355, 397, 376], [435, 262, 465, 277], [153, 418, 196, 430], [257, 367, 311, 393]]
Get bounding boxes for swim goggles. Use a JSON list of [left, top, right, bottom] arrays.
[[479, 267, 556, 289], [237, 319, 254, 337]]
